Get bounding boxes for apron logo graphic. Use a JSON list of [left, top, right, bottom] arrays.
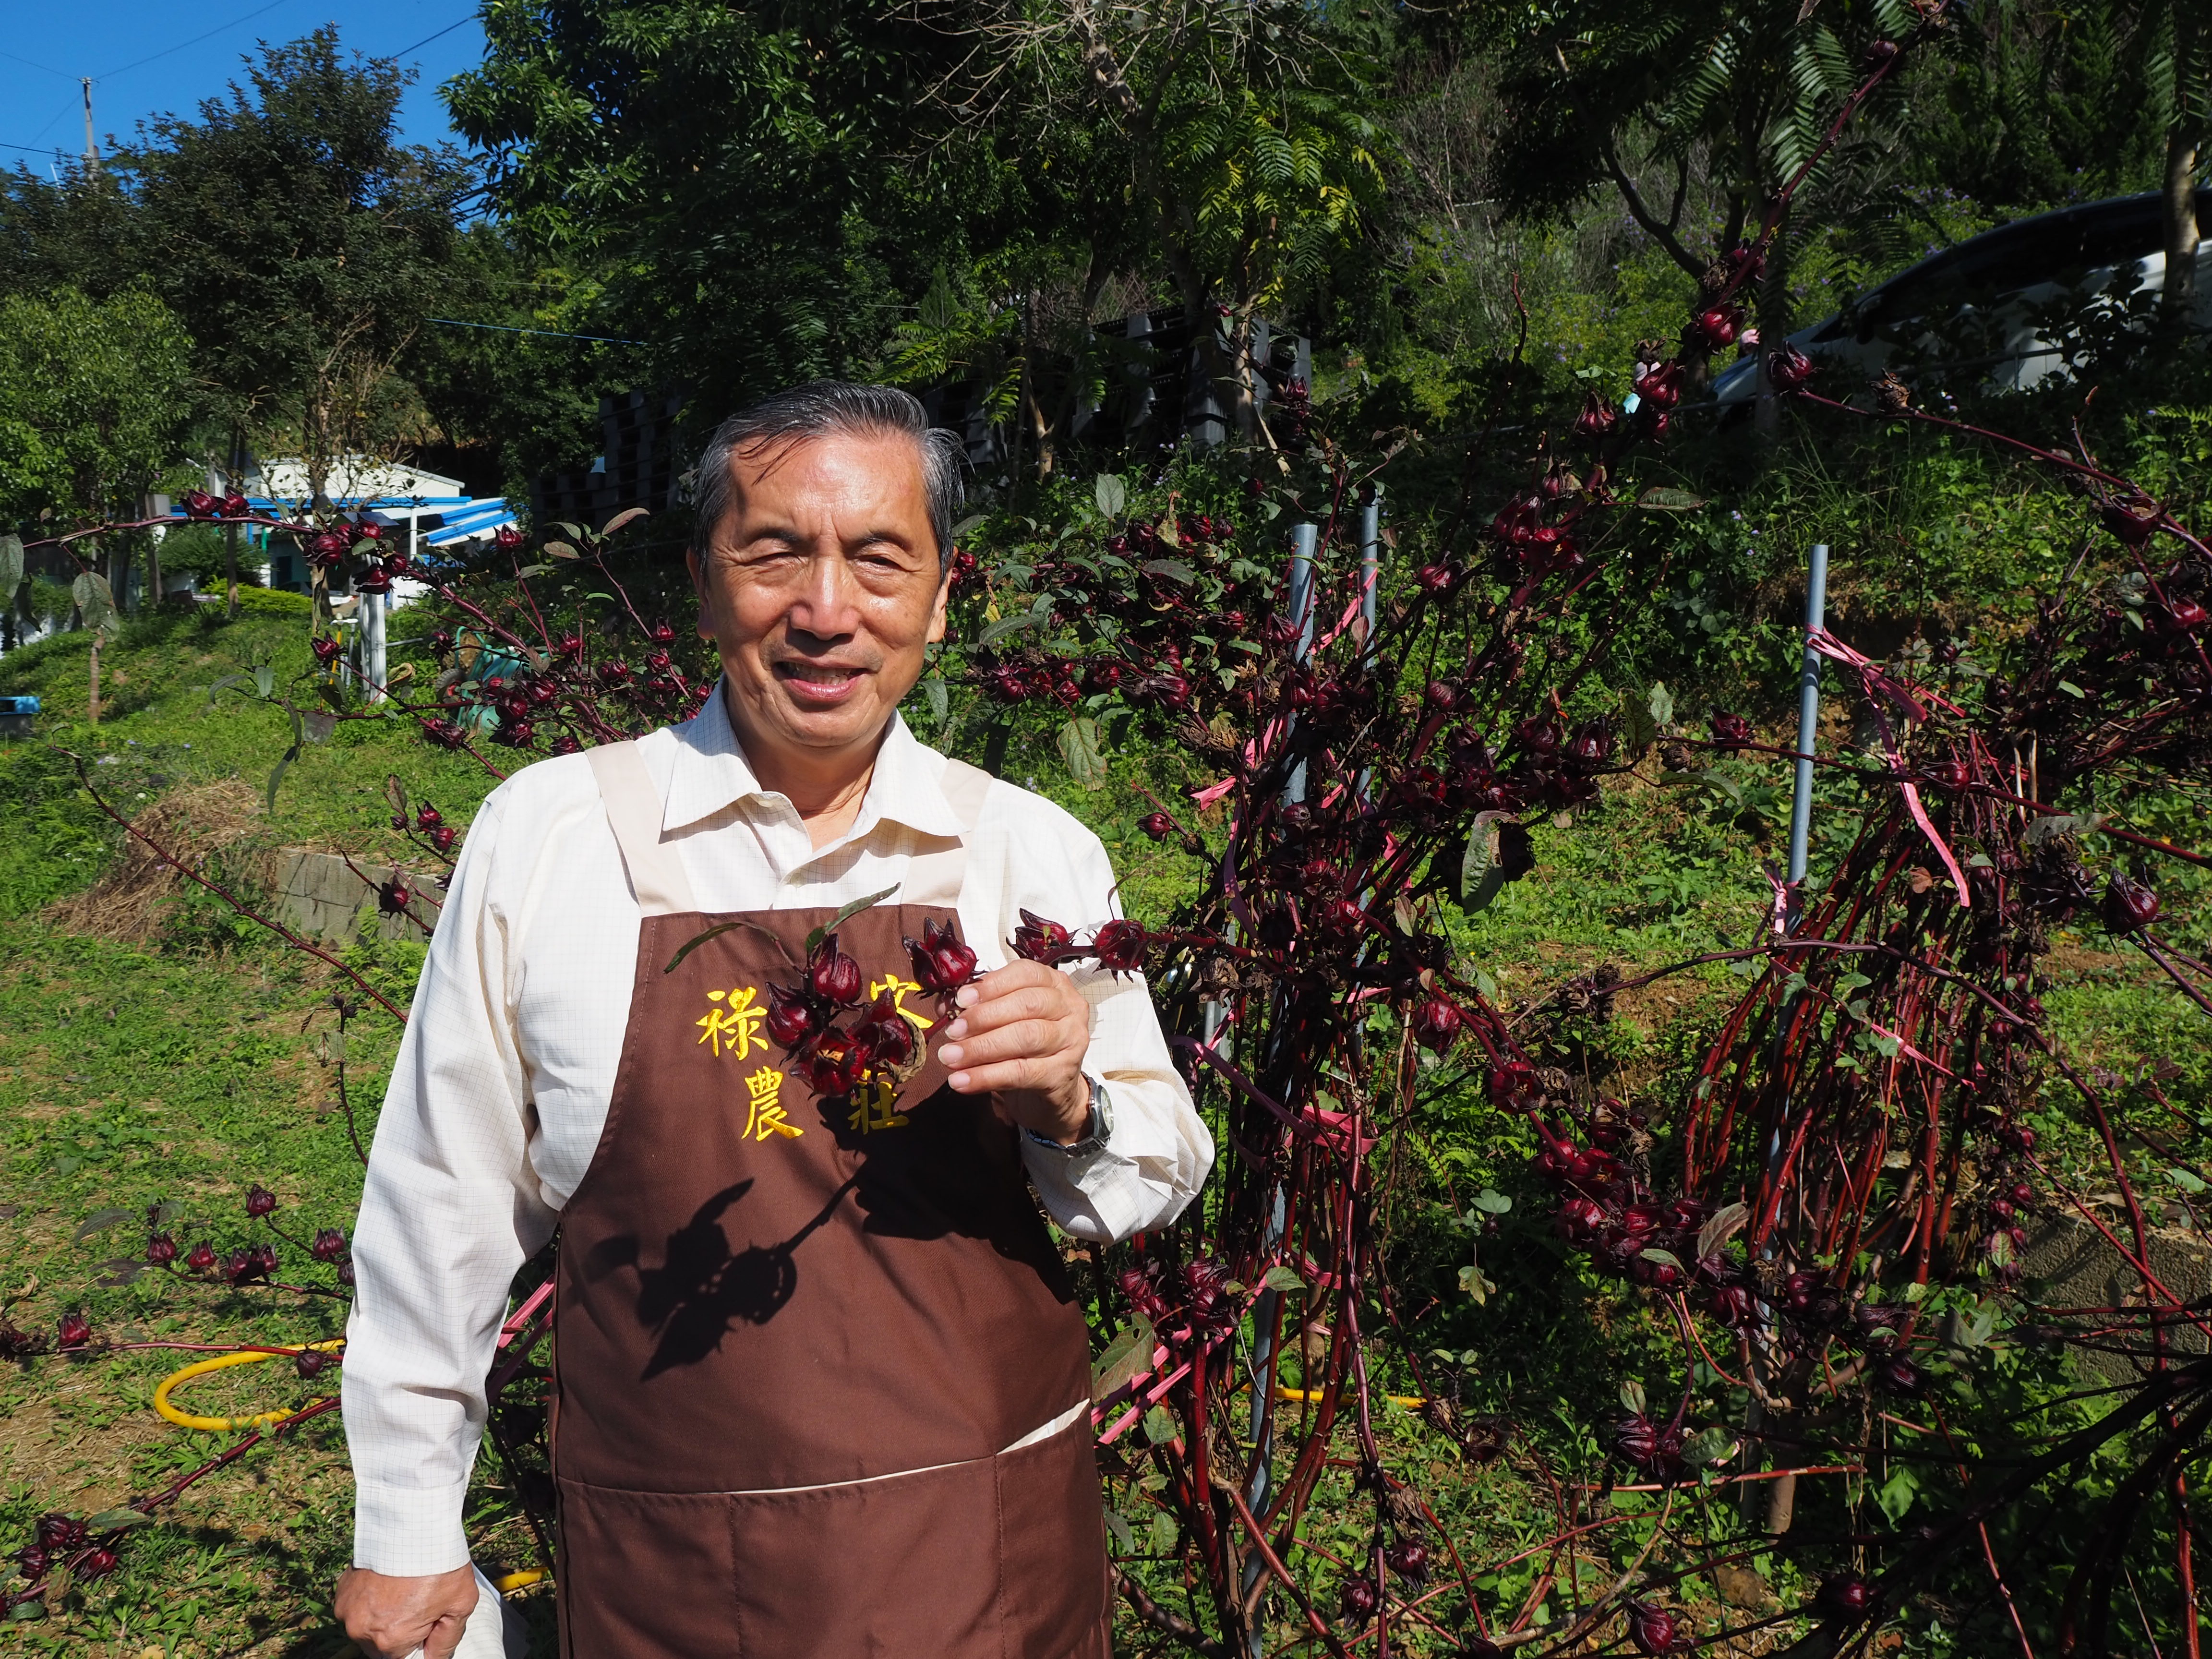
[[696, 986, 768, 1060], [743, 1065, 803, 1140], [847, 1076, 910, 1136]]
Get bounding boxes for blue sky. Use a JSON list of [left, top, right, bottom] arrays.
[[0, 0, 488, 170]]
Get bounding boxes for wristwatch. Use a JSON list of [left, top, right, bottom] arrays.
[[1026, 1075, 1113, 1154]]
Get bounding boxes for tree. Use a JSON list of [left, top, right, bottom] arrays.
[[0, 285, 192, 535], [120, 28, 474, 506], [446, 0, 965, 426]]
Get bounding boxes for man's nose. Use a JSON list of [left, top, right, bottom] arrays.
[[785, 550, 860, 639]]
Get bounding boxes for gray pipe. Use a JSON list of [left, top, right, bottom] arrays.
[[1785, 542, 1829, 902]]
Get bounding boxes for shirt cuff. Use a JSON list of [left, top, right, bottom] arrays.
[[352, 1475, 475, 1576]]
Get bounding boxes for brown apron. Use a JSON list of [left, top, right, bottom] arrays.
[[550, 742, 1110, 1658]]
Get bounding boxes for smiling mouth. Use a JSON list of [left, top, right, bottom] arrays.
[[772, 661, 867, 700]]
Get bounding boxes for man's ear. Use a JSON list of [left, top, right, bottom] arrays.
[[925, 550, 954, 646], [686, 547, 716, 643]]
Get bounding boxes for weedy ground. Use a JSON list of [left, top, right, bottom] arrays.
[[0, 601, 2203, 1654]]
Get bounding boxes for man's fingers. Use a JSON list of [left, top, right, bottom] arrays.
[[947, 989, 1077, 1040], [946, 1054, 1062, 1095], [941, 1017, 1076, 1073], [424, 1609, 471, 1659]]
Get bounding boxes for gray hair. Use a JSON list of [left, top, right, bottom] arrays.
[[690, 381, 964, 566]]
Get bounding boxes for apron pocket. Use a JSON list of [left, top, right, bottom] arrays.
[[556, 1480, 745, 1659], [993, 1420, 1113, 1659], [725, 1455, 1004, 1659]]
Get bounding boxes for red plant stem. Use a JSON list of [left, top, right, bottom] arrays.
[[67, 752, 410, 1025]]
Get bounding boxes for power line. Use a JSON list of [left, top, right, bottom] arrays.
[[0, 47, 72, 80], [429, 317, 645, 345], [391, 16, 476, 58], [94, 0, 300, 81]]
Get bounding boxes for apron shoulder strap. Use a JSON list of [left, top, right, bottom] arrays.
[[902, 757, 995, 909], [585, 740, 700, 917]]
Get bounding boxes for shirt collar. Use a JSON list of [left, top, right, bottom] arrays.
[[662, 680, 965, 842]]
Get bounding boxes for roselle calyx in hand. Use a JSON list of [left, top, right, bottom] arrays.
[[1011, 909, 1072, 962], [807, 933, 864, 1007], [851, 989, 915, 1069], [1090, 919, 1148, 975], [907, 916, 978, 993], [801, 1032, 866, 1098], [766, 984, 821, 1049]]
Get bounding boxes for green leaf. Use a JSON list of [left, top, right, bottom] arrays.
[[662, 915, 795, 975], [1457, 812, 1511, 914], [601, 506, 650, 537], [1696, 1202, 1749, 1262], [802, 884, 902, 958], [72, 571, 119, 634], [1639, 1247, 1683, 1269], [2058, 680, 2086, 698], [1104, 1510, 1134, 1554], [977, 611, 1040, 648], [541, 541, 580, 560], [1636, 487, 1707, 511], [252, 666, 275, 699], [1875, 1466, 1919, 1522], [950, 514, 986, 539], [1091, 1314, 1157, 1400], [1683, 1426, 1739, 1467], [1471, 1188, 1513, 1215], [1620, 684, 1657, 753], [2169, 1166, 2207, 1195], [0, 533, 22, 595], [72, 1207, 134, 1241], [83, 1507, 154, 1533], [1142, 1405, 1178, 1445], [1057, 716, 1108, 788], [1141, 558, 1196, 584], [1619, 1379, 1647, 1415], [1647, 681, 1674, 726], [1457, 1263, 1497, 1304], [1149, 1510, 1179, 1553], [923, 676, 948, 727], [1093, 473, 1128, 518], [1261, 1264, 1308, 1292]]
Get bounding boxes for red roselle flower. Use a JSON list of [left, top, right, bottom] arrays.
[[650, 618, 678, 644], [56, 1311, 92, 1350], [1338, 1575, 1379, 1624], [296, 1348, 333, 1380], [1090, 919, 1148, 975], [2102, 874, 2160, 932], [429, 826, 457, 854], [801, 1032, 866, 1098], [415, 804, 443, 829], [36, 1515, 86, 1554], [494, 526, 525, 551], [1816, 1573, 1874, 1624], [1382, 1541, 1429, 1583], [312, 1227, 349, 1262], [1627, 1601, 1681, 1655], [312, 636, 342, 666], [78, 1545, 120, 1579], [851, 989, 916, 1068], [221, 491, 250, 518], [2161, 597, 2209, 634], [1709, 711, 1755, 748], [1139, 811, 1175, 840], [245, 1184, 277, 1217], [1572, 392, 1616, 439], [1411, 996, 1464, 1052], [1011, 909, 1072, 963], [1767, 345, 1816, 391], [1632, 361, 1683, 410], [907, 917, 978, 993], [767, 984, 822, 1050], [185, 1240, 217, 1274], [1689, 305, 1742, 349], [145, 1232, 179, 1265], [378, 879, 413, 914], [807, 934, 865, 1006], [183, 489, 217, 518]]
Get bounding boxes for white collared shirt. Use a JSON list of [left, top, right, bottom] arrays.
[[341, 696, 1214, 1575]]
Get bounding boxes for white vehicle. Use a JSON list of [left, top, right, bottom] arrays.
[[1714, 190, 2212, 404]]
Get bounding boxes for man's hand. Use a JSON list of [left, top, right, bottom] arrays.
[[336, 1564, 481, 1659], [938, 960, 1093, 1143]]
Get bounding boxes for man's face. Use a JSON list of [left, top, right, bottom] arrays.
[[687, 430, 950, 773]]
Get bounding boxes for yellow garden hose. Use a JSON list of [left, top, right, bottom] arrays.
[[152, 1342, 347, 1433], [495, 1569, 546, 1593], [1275, 1385, 1430, 1410]]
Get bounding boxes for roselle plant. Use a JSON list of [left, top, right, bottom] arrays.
[[11, 10, 2212, 1648]]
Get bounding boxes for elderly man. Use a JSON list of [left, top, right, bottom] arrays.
[[335, 382, 1213, 1658]]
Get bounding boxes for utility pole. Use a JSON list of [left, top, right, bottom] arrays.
[[80, 80, 98, 164]]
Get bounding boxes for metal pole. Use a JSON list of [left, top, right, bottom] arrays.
[[1784, 542, 1829, 901], [1242, 519, 1320, 1653], [1358, 487, 1382, 652], [80, 80, 97, 163]]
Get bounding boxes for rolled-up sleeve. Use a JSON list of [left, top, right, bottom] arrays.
[[342, 788, 558, 1575], [1015, 824, 1214, 1242]]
